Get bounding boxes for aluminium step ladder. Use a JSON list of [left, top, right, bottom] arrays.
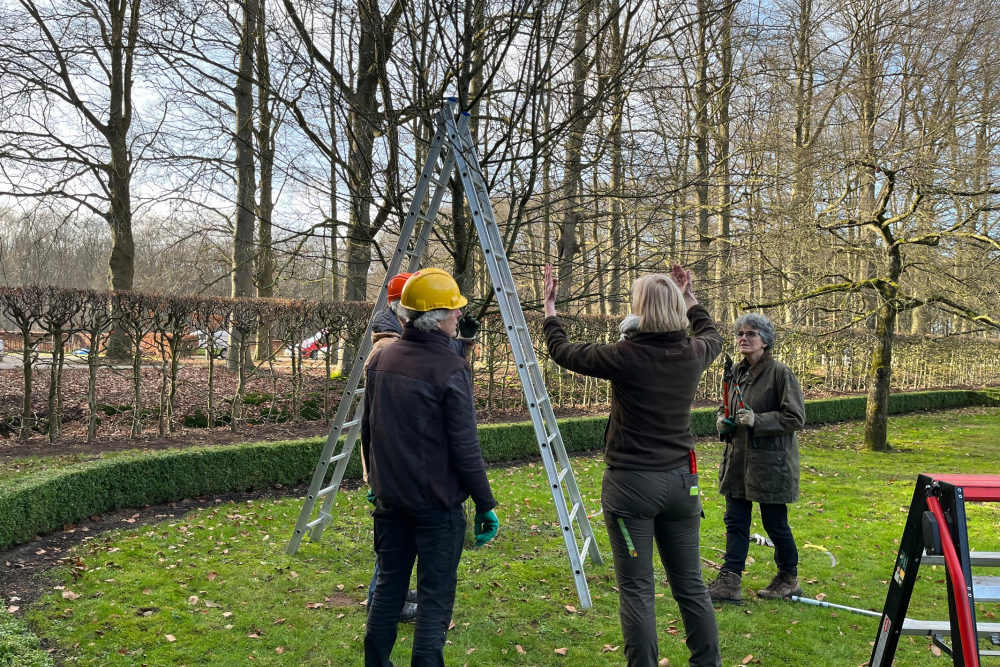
[[286, 98, 602, 608], [870, 474, 1000, 666]]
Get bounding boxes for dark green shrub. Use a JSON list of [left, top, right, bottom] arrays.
[[1, 390, 993, 551]]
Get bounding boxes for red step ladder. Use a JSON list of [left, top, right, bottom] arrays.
[[870, 474, 1000, 666]]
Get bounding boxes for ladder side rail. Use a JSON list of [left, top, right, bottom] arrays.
[[404, 124, 455, 272], [935, 481, 981, 667], [287, 129, 449, 554], [458, 114, 602, 564], [869, 474, 933, 666], [446, 114, 594, 608], [452, 120, 602, 565], [307, 394, 368, 542]]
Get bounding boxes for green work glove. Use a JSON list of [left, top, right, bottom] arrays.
[[474, 510, 499, 547], [366, 489, 377, 506], [457, 314, 480, 341], [716, 415, 736, 435]]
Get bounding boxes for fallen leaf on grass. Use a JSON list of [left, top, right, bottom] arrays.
[[187, 596, 199, 605], [448, 621, 456, 630], [275, 647, 284, 654], [554, 647, 568, 656], [565, 604, 577, 613], [223, 612, 233, 618], [305, 602, 324, 609], [815, 593, 827, 601], [466, 648, 475, 655], [207, 572, 218, 582], [6, 606, 19, 614], [602, 644, 620, 652], [515, 645, 525, 654], [742, 655, 754, 665], [164, 635, 176, 643], [143, 589, 152, 595], [273, 618, 285, 625], [930, 645, 942, 657], [658, 660, 670, 666], [61, 590, 80, 600]]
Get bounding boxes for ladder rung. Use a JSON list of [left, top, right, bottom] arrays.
[[328, 452, 348, 463], [306, 513, 331, 530], [579, 535, 592, 563], [568, 502, 580, 525], [339, 419, 360, 431], [548, 432, 559, 444], [404, 250, 420, 257], [431, 177, 448, 187], [557, 467, 569, 483], [317, 483, 339, 498]]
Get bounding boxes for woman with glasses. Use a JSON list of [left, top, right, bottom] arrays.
[[708, 313, 806, 605]]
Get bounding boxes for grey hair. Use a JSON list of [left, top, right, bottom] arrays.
[[399, 306, 452, 332], [733, 312, 776, 350], [387, 299, 409, 321]]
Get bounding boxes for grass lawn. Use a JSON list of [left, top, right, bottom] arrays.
[[10, 407, 1000, 666]]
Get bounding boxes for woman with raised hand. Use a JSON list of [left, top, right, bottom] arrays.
[[708, 313, 806, 605], [542, 264, 723, 667]]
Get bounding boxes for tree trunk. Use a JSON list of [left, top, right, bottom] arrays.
[[104, 0, 140, 360], [255, 2, 276, 362], [556, 0, 593, 303], [863, 299, 897, 451], [692, 0, 712, 289], [608, 0, 624, 314], [19, 326, 33, 441], [229, 0, 259, 372]]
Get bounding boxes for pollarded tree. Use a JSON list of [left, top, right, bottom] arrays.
[[752, 162, 1000, 451]]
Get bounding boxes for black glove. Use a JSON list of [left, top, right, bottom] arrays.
[[457, 314, 480, 341]]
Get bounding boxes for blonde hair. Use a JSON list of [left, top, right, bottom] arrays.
[[630, 274, 689, 332]]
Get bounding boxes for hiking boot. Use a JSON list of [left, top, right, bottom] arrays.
[[399, 601, 418, 622], [707, 571, 743, 605], [757, 571, 802, 600], [406, 589, 417, 603]]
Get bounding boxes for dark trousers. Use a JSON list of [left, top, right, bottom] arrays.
[[364, 502, 465, 667], [722, 495, 798, 576], [603, 467, 721, 667]]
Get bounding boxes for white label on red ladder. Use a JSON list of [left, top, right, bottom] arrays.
[[871, 616, 891, 666]]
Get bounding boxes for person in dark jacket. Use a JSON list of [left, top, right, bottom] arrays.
[[708, 313, 806, 605], [543, 263, 723, 667], [362, 268, 498, 667], [364, 272, 483, 622]]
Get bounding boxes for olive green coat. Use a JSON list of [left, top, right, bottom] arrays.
[[717, 352, 805, 504]]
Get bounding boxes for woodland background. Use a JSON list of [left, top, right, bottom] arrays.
[[2, 0, 1000, 450]]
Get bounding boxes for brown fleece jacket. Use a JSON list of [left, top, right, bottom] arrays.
[[543, 305, 723, 471]]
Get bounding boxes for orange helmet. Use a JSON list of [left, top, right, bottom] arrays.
[[386, 272, 413, 302]]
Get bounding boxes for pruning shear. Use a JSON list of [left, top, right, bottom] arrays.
[[722, 354, 752, 445]]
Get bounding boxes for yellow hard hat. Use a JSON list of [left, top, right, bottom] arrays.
[[400, 268, 468, 312]]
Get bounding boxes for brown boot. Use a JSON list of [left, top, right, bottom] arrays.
[[707, 571, 743, 605], [757, 571, 802, 600]]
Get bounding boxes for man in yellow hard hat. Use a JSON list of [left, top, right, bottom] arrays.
[[362, 268, 498, 667]]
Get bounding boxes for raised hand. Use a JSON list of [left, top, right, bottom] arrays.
[[543, 264, 558, 317]]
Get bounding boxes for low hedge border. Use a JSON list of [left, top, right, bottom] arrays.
[[2, 389, 997, 552]]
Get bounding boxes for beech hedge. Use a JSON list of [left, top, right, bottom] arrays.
[[1, 389, 997, 551]]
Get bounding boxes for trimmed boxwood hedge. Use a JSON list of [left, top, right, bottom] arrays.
[[1, 389, 997, 552]]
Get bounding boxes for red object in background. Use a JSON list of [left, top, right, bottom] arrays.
[[387, 272, 414, 302], [689, 450, 698, 475]]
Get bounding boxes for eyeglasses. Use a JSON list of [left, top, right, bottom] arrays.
[[735, 331, 759, 340]]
